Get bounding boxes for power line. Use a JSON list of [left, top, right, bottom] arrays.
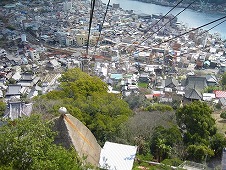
[[141, 0, 195, 44], [153, 15, 226, 47], [140, 0, 184, 38], [94, 0, 111, 53], [86, 0, 96, 55]]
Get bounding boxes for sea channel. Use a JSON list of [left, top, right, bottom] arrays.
[[101, 0, 226, 40]]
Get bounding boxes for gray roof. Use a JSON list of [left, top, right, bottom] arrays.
[[185, 88, 202, 100], [219, 98, 226, 106], [185, 76, 207, 91], [49, 59, 60, 67], [21, 73, 34, 81], [164, 77, 178, 88], [206, 75, 217, 83], [6, 84, 22, 96]]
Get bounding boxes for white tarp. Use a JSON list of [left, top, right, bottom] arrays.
[[99, 141, 137, 170]]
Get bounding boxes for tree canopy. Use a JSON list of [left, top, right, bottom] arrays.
[[150, 125, 183, 162], [0, 115, 85, 170], [33, 68, 132, 145], [176, 101, 226, 162]]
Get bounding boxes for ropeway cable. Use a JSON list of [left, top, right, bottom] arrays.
[[140, 0, 196, 44], [140, 0, 185, 39], [86, 0, 96, 55], [182, 19, 226, 47], [94, 0, 111, 53], [153, 15, 226, 47]]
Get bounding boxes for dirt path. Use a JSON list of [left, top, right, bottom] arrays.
[[212, 111, 226, 136]]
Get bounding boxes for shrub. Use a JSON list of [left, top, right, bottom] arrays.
[[146, 104, 173, 112], [220, 111, 226, 119]]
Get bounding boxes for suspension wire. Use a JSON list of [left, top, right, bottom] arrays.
[[153, 15, 226, 47], [86, 0, 96, 55], [94, 0, 111, 53], [140, 0, 185, 38], [182, 19, 226, 47], [141, 0, 196, 44]]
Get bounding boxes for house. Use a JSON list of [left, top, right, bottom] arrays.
[[121, 84, 139, 97], [184, 88, 202, 100], [218, 98, 226, 108], [214, 91, 226, 99], [12, 72, 22, 81], [203, 93, 216, 101], [184, 76, 207, 91], [183, 76, 207, 100], [17, 73, 40, 87], [46, 59, 61, 70], [110, 73, 123, 84], [3, 101, 33, 120], [139, 73, 149, 83], [160, 93, 173, 103], [5, 84, 22, 100], [163, 77, 178, 91], [206, 75, 218, 86]]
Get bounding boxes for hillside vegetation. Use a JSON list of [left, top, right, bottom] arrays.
[[1, 69, 226, 169]]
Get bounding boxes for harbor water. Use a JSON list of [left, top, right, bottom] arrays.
[[101, 0, 226, 40]]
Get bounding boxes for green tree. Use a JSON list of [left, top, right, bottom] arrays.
[[124, 93, 151, 110], [186, 144, 214, 162], [0, 115, 85, 170], [150, 125, 183, 162], [0, 101, 6, 116], [176, 101, 226, 161], [60, 69, 108, 99], [33, 68, 132, 145], [146, 103, 173, 112], [176, 101, 216, 144], [220, 111, 226, 119], [221, 72, 226, 90], [8, 78, 16, 85], [210, 133, 226, 157]]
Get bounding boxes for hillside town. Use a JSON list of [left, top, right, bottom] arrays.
[[1, 0, 226, 169], [0, 0, 226, 118]]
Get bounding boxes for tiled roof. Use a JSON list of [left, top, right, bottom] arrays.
[[185, 88, 202, 100], [214, 91, 226, 98]]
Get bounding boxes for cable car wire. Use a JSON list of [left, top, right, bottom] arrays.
[[141, 0, 196, 44], [182, 19, 226, 47], [94, 0, 111, 53], [153, 15, 226, 47], [86, 0, 96, 55], [141, 0, 185, 38]]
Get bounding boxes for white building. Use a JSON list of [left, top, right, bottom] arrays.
[[99, 141, 137, 170]]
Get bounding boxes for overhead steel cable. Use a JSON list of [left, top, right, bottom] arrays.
[[140, 0, 196, 44], [182, 19, 226, 47], [86, 0, 96, 55], [140, 0, 185, 38], [94, 0, 111, 53], [153, 15, 226, 47]]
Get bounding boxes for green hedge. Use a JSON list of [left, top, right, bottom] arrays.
[[146, 104, 173, 112]]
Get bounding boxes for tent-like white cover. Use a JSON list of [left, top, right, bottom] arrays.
[[99, 141, 137, 170]]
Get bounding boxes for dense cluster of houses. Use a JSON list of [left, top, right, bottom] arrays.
[[0, 0, 226, 121]]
